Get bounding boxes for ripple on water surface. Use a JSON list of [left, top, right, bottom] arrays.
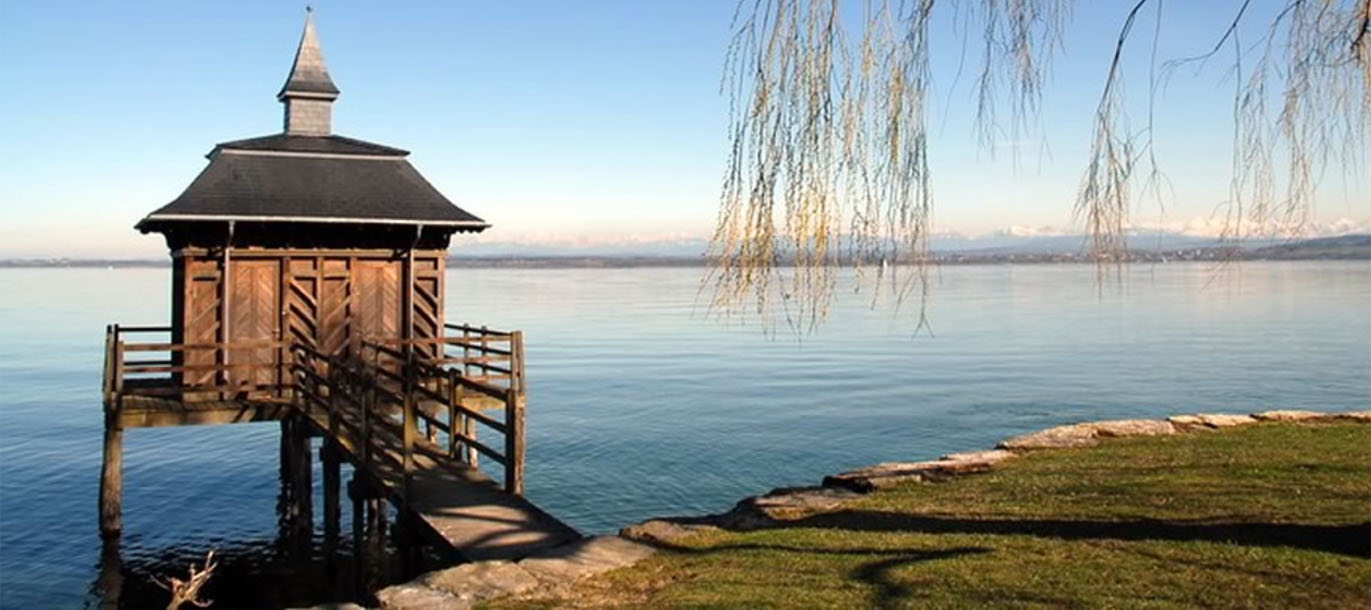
[[0, 262, 1367, 607]]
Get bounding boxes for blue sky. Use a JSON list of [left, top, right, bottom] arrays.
[[0, 1, 1365, 257]]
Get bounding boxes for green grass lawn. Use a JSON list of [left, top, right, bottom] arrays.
[[495, 422, 1371, 609]]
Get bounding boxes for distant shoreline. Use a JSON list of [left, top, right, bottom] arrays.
[[4, 234, 1366, 269]]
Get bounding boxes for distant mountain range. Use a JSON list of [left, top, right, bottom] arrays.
[[439, 234, 1368, 268], [4, 233, 1367, 268], [446, 229, 1364, 259]]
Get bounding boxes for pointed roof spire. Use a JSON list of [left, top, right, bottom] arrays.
[[278, 8, 339, 100]]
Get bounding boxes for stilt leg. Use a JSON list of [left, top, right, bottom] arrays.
[[367, 497, 387, 555], [99, 413, 123, 538], [349, 476, 367, 595], [322, 440, 341, 550], [278, 415, 313, 548], [96, 538, 123, 610], [289, 416, 313, 541]]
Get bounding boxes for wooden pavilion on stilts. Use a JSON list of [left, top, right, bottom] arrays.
[[100, 11, 577, 563]]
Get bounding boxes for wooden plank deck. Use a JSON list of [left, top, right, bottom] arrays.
[[298, 400, 581, 562], [114, 380, 293, 428]]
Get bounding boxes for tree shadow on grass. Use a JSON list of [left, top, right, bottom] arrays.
[[848, 549, 992, 610], [630, 505, 1367, 607], [642, 540, 991, 610], [784, 510, 1371, 558]]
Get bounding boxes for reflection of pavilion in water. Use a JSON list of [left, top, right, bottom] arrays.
[[91, 436, 434, 608]]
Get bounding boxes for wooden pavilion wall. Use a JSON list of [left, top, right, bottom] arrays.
[[170, 248, 446, 391]]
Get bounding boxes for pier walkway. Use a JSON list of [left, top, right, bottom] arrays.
[[100, 323, 579, 562]]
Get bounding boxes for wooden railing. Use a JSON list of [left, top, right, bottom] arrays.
[[370, 323, 524, 395], [368, 339, 524, 494], [102, 324, 290, 407], [103, 324, 527, 496]]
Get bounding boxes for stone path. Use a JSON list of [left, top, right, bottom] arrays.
[[376, 536, 654, 609]]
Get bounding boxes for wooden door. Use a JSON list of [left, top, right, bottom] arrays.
[[354, 260, 401, 346], [178, 257, 222, 388], [318, 258, 352, 357], [228, 259, 281, 390]]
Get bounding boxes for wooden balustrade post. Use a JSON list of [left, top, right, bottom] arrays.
[[402, 360, 417, 499], [111, 329, 125, 406], [447, 370, 459, 460], [327, 356, 340, 441], [463, 327, 472, 377], [511, 330, 525, 395], [465, 412, 478, 468], [360, 376, 372, 466], [102, 325, 114, 407], [479, 326, 489, 382], [504, 388, 524, 496]]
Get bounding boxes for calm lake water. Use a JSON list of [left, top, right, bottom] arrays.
[[1, 262, 1368, 608]]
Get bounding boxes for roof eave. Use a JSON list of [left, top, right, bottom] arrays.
[[277, 88, 340, 102], [137, 214, 489, 233]]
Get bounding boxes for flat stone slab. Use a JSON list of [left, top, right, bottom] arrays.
[[421, 560, 542, 604], [1087, 419, 1176, 437], [941, 449, 1017, 464], [289, 604, 369, 610], [824, 450, 1009, 492], [1253, 410, 1327, 422], [620, 519, 714, 544], [377, 537, 656, 609], [519, 535, 656, 583], [376, 582, 465, 610], [1169, 413, 1257, 429], [997, 424, 1099, 450], [823, 461, 935, 491], [746, 486, 862, 520]]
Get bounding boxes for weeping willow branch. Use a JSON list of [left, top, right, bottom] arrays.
[[1169, 0, 1371, 248], [710, 0, 1369, 330], [972, 0, 1072, 153], [1074, 0, 1150, 271]]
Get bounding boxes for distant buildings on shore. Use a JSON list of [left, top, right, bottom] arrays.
[[6, 234, 1367, 269]]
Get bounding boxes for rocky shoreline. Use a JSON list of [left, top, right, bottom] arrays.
[[368, 409, 1370, 609]]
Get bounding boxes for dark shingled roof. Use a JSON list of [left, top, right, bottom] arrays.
[[217, 133, 408, 156], [278, 14, 339, 99], [137, 13, 486, 236], [137, 146, 485, 231]]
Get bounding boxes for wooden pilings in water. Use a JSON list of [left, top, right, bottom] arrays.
[[279, 413, 313, 544], [99, 412, 123, 538], [95, 539, 123, 610], [321, 439, 342, 552]]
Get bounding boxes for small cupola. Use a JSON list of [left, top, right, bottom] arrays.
[[278, 10, 339, 136]]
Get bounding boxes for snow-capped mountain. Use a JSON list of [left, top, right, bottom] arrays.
[[446, 217, 1370, 258]]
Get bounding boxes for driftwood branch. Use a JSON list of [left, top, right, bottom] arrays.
[[153, 550, 217, 610]]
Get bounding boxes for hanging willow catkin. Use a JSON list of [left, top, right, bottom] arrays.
[[708, 0, 1369, 331]]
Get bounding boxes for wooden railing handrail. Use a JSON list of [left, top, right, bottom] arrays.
[[113, 325, 173, 333], [121, 339, 288, 352], [444, 322, 514, 337], [108, 324, 528, 497], [121, 363, 282, 375]]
